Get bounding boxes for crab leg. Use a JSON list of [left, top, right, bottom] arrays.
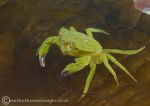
[[106, 54, 137, 83], [80, 62, 96, 99], [61, 56, 91, 76], [102, 54, 119, 86], [70, 26, 77, 31], [37, 36, 59, 67], [85, 28, 109, 38], [103, 46, 145, 55]]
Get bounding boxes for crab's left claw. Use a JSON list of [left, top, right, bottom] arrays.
[[39, 56, 46, 67], [36, 44, 50, 67], [37, 36, 59, 67]]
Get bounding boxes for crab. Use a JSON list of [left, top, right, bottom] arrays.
[[37, 26, 145, 99]]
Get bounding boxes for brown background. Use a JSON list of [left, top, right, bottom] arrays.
[[0, 0, 150, 106]]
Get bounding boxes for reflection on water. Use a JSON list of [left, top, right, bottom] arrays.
[[0, 0, 150, 106]]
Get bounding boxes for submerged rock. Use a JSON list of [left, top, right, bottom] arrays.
[[0, 32, 16, 74]]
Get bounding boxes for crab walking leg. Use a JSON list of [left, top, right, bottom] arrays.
[[80, 63, 96, 99], [106, 54, 137, 83], [61, 56, 91, 76], [102, 54, 119, 86], [37, 36, 59, 67], [103, 46, 145, 55], [70, 26, 77, 31], [85, 28, 109, 38]]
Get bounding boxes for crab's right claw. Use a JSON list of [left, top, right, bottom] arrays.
[[37, 44, 49, 67]]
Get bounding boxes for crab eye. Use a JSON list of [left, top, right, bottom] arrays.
[[39, 56, 46, 67]]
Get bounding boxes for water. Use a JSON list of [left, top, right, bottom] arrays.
[[0, 0, 150, 106]]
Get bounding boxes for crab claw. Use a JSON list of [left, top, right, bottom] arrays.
[[39, 56, 46, 67], [60, 69, 70, 77], [36, 43, 50, 67]]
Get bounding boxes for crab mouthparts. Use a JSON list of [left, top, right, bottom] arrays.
[[39, 56, 46, 67]]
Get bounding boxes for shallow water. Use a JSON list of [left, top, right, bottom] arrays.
[[0, 0, 150, 106]]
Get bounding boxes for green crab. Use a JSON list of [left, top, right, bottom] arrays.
[[37, 26, 145, 99]]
